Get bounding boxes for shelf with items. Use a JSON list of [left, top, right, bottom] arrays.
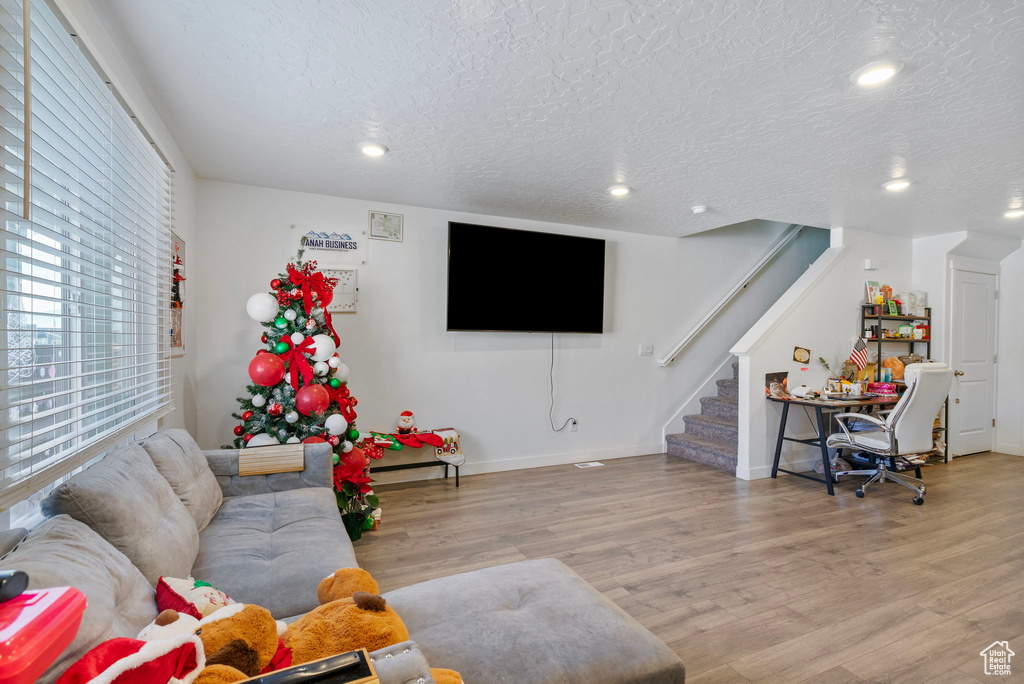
[[861, 304, 931, 382]]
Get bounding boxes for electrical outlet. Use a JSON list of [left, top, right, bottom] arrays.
[[639, 344, 654, 356], [570, 419, 578, 432]]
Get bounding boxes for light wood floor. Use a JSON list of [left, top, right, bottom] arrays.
[[355, 452, 1024, 684]]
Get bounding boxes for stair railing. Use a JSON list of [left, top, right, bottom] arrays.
[[658, 224, 805, 367]]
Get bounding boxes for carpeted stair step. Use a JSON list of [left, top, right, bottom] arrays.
[[699, 396, 738, 421], [682, 414, 738, 445], [666, 433, 738, 473], [716, 378, 738, 399]]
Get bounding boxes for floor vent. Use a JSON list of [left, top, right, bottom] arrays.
[[574, 461, 605, 468]]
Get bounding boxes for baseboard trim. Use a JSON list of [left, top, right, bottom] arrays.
[[995, 441, 1023, 457], [369, 443, 665, 485], [737, 456, 819, 481]]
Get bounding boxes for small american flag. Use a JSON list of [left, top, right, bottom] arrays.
[[850, 338, 869, 370]]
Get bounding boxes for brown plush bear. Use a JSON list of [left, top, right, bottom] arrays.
[[286, 569, 462, 684], [194, 604, 281, 680], [318, 567, 379, 604]]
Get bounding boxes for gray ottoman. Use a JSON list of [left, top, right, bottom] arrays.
[[384, 558, 686, 684]]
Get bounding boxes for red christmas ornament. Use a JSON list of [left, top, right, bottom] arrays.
[[261, 333, 268, 344], [233, 425, 244, 436], [290, 289, 303, 300], [350, 397, 358, 407], [242, 410, 254, 422], [268, 403, 283, 416], [270, 278, 282, 290], [243, 433, 254, 443], [302, 436, 326, 444], [248, 353, 286, 387], [327, 435, 341, 447], [295, 384, 330, 416]]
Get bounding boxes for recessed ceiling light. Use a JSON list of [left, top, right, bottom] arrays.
[[883, 179, 911, 192], [851, 59, 904, 86], [608, 185, 631, 197], [359, 142, 388, 157], [1005, 209, 1024, 219]]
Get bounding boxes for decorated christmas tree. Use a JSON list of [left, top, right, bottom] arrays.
[[226, 252, 380, 539]]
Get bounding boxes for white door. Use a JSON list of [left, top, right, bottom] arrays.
[[948, 269, 998, 456]]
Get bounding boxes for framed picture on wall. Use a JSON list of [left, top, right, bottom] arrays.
[[368, 210, 403, 242], [170, 231, 185, 356]]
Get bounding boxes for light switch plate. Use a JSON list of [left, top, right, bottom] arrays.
[[639, 344, 654, 356]]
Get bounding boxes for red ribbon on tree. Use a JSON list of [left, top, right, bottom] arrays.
[[286, 264, 341, 346], [277, 336, 315, 390], [327, 384, 357, 422]]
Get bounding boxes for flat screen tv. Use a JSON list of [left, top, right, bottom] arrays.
[[447, 222, 605, 333]]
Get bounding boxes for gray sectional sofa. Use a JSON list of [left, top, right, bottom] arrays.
[[0, 429, 685, 683]]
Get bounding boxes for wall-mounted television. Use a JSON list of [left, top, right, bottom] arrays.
[[446, 222, 606, 333]]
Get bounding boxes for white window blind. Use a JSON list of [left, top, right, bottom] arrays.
[[0, 0, 173, 511]]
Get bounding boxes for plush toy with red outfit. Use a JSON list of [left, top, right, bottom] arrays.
[[395, 410, 415, 434]]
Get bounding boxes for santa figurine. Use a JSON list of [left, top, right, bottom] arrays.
[[396, 410, 415, 434]]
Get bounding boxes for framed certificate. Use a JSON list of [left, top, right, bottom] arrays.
[[368, 211, 403, 242]]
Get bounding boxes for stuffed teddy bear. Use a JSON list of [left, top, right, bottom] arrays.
[[286, 568, 462, 684]]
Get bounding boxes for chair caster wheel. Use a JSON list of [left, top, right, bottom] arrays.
[[913, 497, 924, 505], [856, 490, 865, 498]]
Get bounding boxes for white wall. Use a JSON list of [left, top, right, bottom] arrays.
[[193, 180, 813, 481], [59, 0, 199, 435], [732, 228, 914, 479], [996, 247, 1024, 455]]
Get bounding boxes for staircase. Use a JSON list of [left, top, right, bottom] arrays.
[[665, 361, 738, 473]]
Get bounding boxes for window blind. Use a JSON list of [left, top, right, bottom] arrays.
[[0, 0, 173, 511]]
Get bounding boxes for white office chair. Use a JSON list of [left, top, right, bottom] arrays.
[[827, 363, 952, 505]]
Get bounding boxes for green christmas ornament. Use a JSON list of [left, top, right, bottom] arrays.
[[328, 378, 342, 389], [332, 453, 340, 465], [274, 317, 288, 329], [347, 427, 359, 441], [274, 340, 290, 354]]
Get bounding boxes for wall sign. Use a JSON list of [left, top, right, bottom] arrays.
[[287, 223, 367, 267]]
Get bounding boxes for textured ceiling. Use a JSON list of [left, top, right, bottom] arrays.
[[93, 0, 1024, 238]]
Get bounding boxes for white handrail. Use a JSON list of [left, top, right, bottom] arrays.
[[658, 224, 805, 367]]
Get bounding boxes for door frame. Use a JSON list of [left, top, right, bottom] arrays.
[[946, 255, 1000, 456]]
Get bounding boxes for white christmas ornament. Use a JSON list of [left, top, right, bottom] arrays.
[[290, 332, 305, 345], [246, 433, 280, 448], [245, 293, 279, 322], [286, 436, 301, 444], [324, 414, 348, 435], [333, 363, 351, 383], [310, 335, 337, 362], [285, 411, 299, 424], [328, 356, 341, 369], [341, 441, 354, 453], [313, 361, 329, 376], [283, 309, 297, 321], [251, 394, 267, 407]]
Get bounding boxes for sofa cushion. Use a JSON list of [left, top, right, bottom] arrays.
[[140, 429, 222, 530], [0, 515, 158, 684], [0, 527, 27, 557], [192, 487, 356, 619], [384, 558, 686, 684], [41, 444, 199, 585]]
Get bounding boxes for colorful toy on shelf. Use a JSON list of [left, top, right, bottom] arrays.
[[396, 410, 415, 434]]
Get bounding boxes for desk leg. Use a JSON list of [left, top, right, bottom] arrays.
[[455, 466, 460, 487], [444, 463, 449, 480], [815, 407, 835, 496], [771, 402, 790, 478]]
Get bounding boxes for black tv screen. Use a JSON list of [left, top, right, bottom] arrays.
[[447, 222, 605, 333]]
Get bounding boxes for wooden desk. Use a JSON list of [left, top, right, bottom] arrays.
[[767, 395, 898, 495]]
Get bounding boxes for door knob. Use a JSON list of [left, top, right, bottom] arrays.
[[954, 370, 965, 376]]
